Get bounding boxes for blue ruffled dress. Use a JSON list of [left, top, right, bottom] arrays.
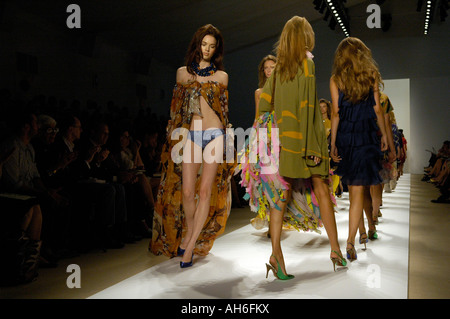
[[335, 90, 383, 186]]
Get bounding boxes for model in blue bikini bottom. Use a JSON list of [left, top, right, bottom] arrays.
[[188, 128, 225, 150]]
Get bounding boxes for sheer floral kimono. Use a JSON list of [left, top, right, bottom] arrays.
[[149, 81, 237, 257]]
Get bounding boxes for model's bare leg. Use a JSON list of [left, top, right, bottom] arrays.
[[269, 185, 291, 276], [181, 135, 223, 264], [181, 139, 202, 251], [347, 185, 364, 259], [370, 184, 382, 224], [311, 176, 342, 259]]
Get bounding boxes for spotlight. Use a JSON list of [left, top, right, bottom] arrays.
[[314, 0, 350, 37], [423, 0, 436, 35]]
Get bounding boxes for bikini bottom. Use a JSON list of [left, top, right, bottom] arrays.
[[188, 128, 225, 150]]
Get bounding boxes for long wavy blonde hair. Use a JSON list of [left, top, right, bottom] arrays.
[[332, 37, 383, 104], [275, 16, 315, 83]]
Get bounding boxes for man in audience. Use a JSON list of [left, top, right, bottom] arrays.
[[0, 112, 63, 266], [71, 120, 132, 247]]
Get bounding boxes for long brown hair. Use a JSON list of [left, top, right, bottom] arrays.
[[274, 16, 315, 83], [319, 98, 331, 119], [258, 55, 277, 88], [184, 24, 225, 75], [332, 37, 383, 104]]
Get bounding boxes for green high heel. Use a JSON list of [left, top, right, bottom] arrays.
[[368, 229, 378, 240], [265, 255, 294, 280], [330, 250, 347, 271]]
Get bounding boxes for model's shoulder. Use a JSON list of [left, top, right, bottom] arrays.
[[176, 66, 191, 83], [176, 66, 188, 76], [215, 70, 228, 86], [216, 70, 228, 79]]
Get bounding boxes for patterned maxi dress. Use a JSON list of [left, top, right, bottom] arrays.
[[149, 81, 237, 257]]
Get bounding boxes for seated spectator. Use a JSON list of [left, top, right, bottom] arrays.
[[110, 128, 155, 237], [422, 140, 450, 203], [0, 112, 62, 267], [423, 141, 450, 177], [138, 128, 161, 198], [0, 147, 43, 284], [52, 115, 126, 250], [74, 120, 131, 246]]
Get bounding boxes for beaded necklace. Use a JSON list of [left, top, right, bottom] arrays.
[[191, 62, 217, 77]]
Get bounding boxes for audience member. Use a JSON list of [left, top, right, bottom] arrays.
[[0, 111, 63, 266], [0, 88, 170, 285], [423, 140, 450, 203], [0, 147, 43, 284], [110, 127, 154, 238], [74, 120, 131, 246]]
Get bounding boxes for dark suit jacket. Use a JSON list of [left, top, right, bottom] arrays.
[[73, 137, 121, 182]]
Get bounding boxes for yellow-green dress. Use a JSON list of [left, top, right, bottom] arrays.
[[239, 58, 329, 233], [259, 58, 329, 178], [149, 81, 237, 257]]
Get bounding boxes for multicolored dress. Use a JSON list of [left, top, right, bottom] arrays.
[[379, 92, 398, 183], [239, 59, 331, 233], [149, 81, 237, 257]]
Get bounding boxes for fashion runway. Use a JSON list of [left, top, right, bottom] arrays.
[[89, 174, 410, 299]]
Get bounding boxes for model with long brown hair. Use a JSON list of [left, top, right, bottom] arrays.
[[150, 24, 236, 268], [330, 37, 388, 261]]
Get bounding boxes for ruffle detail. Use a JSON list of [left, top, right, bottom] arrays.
[[335, 91, 383, 186]]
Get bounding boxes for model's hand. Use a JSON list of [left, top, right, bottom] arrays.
[[86, 145, 101, 163], [380, 135, 388, 152], [331, 145, 341, 163], [309, 156, 322, 165], [388, 150, 396, 163], [96, 149, 110, 163]]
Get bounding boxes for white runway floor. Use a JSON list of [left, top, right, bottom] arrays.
[[89, 174, 410, 299]]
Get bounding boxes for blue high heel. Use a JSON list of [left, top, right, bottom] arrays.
[[177, 247, 185, 257], [180, 254, 193, 268], [346, 242, 357, 261]]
